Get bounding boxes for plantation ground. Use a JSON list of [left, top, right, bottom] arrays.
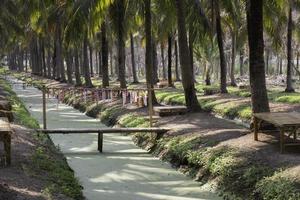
[[2, 70, 300, 199]]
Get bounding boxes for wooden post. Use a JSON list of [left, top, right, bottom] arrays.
[[42, 86, 47, 130], [4, 134, 11, 166], [253, 116, 258, 141], [98, 132, 103, 153], [148, 85, 153, 127], [280, 128, 285, 153]]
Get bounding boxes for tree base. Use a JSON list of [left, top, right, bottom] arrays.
[[285, 88, 295, 93]]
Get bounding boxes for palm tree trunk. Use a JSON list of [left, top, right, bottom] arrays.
[[188, 31, 195, 82], [74, 48, 82, 86], [230, 32, 237, 86], [83, 34, 93, 87], [117, 0, 127, 88], [130, 33, 139, 83], [98, 51, 102, 76], [247, 0, 270, 113], [161, 42, 166, 80], [152, 39, 159, 84], [174, 39, 180, 81], [89, 44, 94, 77], [175, 0, 200, 111], [55, 24, 66, 82], [265, 49, 270, 75], [285, 6, 295, 92], [279, 57, 283, 75], [41, 39, 47, 77], [167, 34, 173, 87], [101, 23, 109, 88], [66, 51, 73, 84], [239, 49, 244, 76], [205, 62, 211, 85], [215, 0, 227, 93], [145, 0, 158, 104]]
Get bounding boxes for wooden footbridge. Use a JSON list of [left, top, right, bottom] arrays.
[[37, 127, 170, 152]]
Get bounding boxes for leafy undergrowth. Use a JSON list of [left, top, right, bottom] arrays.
[[156, 90, 252, 121], [12, 71, 300, 200], [0, 74, 84, 199], [61, 89, 300, 200]]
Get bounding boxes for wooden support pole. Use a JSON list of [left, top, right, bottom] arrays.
[[98, 132, 103, 153], [280, 128, 285, 153], [4, 135, 11, 166], [148, 85, 153, 127], [42, 85, 47, 130], [253, 116, 258, 141]]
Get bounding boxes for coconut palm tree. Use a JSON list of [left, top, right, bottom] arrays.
[[174, 0, 200, 111], [247, 0, 270, 113]]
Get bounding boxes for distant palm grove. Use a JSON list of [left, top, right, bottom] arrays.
[[0, 0, 299, 112]]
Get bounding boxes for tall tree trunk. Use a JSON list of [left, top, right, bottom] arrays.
[[161, 42, 167, 80], [167, 34, 173, 87], [188, 31, 195, 82], [230, 32, 237, 86], [239, 49, 244, 76], [205, 62, 211, 85], [265, 49, 270, 75], [55, 24, 65, 82], [95, 49, 99, 75], [215, 0, 228, 93], [41, 40, 47, 77], [74, 48, 82, 86], [52, 38, 57, 79], [101, 23, 109, 88], [152, 39, 159, 84], [247, 0, 270, 113], [297, 52, 299, 71], [130, 33, 139, 83], [279, 57, 283, 75], [145, 0, 158, 104], [66, 50, 73, 84], [175, 0, 200, 111], [98, 51, 102, 76], [89, 44, 94, 77], [285, 6, 295, 92], [83, 34, 93, 87], [117, 0, 127, 88], [25, 50, 28, 73], [109, 47, 113, 76], [174, 39, 180, 81]]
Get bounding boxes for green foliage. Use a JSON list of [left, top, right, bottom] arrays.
[[32, 147, 83, 199], [0, 75, 83, 199], [0, 78, 39, 129], [255, 172, 300, 200]]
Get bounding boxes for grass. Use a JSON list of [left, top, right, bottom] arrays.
[[0, 70, 84, 199], [8, 69, 300, 199]]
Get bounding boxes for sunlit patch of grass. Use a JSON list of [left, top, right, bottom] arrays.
[[268, 90, 300, 104]]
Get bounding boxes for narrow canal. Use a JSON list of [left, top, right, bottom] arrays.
[[11, 78, 220, 200]]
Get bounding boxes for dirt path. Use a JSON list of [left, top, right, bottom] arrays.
[[12, 79, 220, 200]]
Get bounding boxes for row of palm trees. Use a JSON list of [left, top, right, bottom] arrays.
[[0, 0, 297, 113]]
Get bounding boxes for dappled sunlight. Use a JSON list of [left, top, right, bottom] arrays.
[[11, 80, 220, 200]]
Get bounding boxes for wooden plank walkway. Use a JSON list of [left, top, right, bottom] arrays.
[[36, 128, 170, 152], [253, 112, 300, 153]]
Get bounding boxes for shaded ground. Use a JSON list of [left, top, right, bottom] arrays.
[[0, 124, 66, 200], [12, 78, 221, 200], [10, 72, 300, 199]]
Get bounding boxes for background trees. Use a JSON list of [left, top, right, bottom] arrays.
[[2, 0, 300, 113]]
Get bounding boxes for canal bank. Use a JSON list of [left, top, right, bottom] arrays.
[[11, 78, 220, 200]]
